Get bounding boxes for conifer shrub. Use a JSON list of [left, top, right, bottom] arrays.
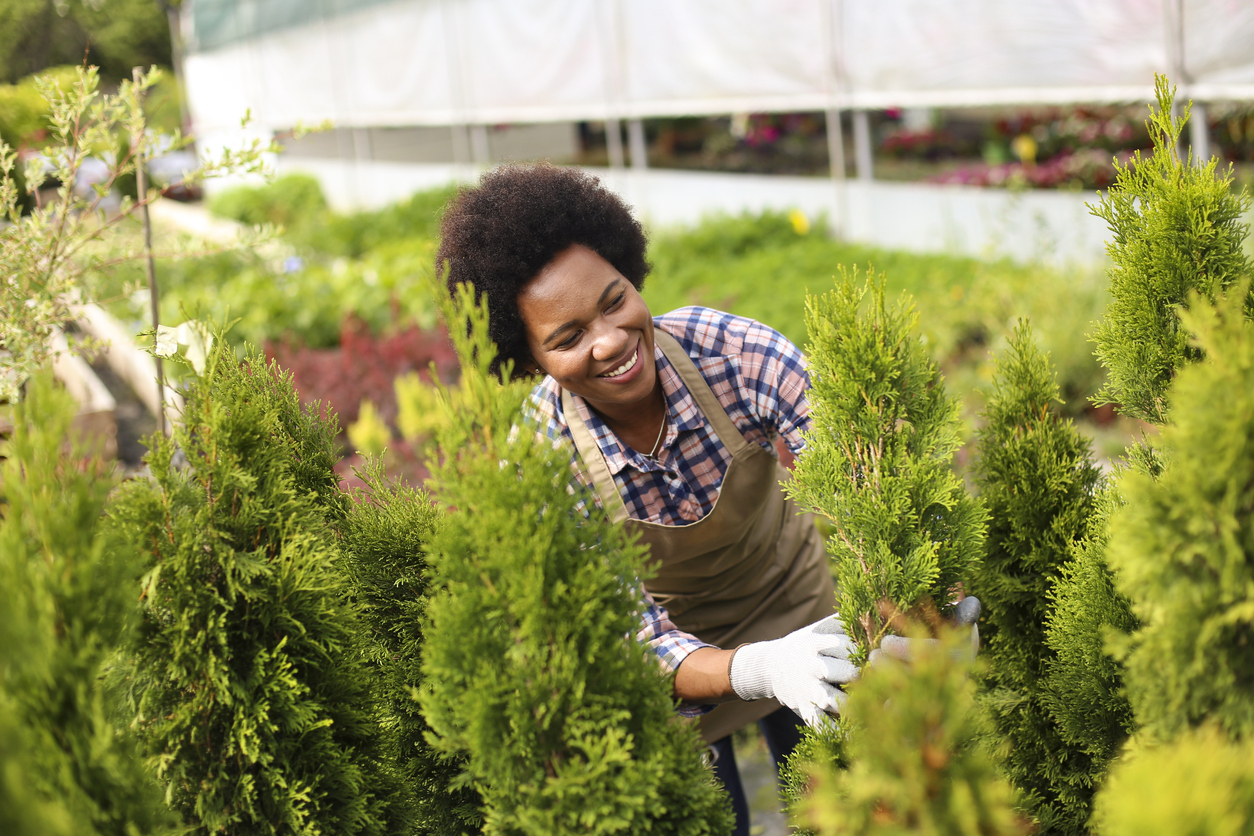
[[1040, 485, 1138, 829], [779, 718, 850, 835], [418, 283, 732, 835], [786, 268, 986, 650], [794, 627, 1027, 836], [106, 343, 404, 836], [1093, 725, 1254, 836], [1091, 75, 1253, 425], [967, 322, 1103, 833], [1108, 290, 1254, 742], [0, 374, 170, 836], [339, 458, 484, 833]]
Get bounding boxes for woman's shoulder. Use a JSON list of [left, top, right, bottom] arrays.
[[655, 306, 796, 360], [522, 375, 568, 440]]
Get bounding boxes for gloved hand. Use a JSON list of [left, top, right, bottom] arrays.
[[729, 614, 859, 727], [871, 596, 982, 666]]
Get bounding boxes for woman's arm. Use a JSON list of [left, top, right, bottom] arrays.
[[673, 646, 739, 703]]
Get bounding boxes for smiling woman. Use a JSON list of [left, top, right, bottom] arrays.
[[436, 163, 854, 836]]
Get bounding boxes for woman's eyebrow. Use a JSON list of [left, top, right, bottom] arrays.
[[541, 280, 622, 347]]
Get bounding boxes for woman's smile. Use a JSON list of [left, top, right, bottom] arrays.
[[598, 341, 641, 380]]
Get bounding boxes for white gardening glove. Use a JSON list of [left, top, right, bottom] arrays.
[[728, 614, 859, 727], [870, 596, 982, 666]]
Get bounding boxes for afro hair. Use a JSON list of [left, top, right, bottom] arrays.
[[436, 163, 650, 380]]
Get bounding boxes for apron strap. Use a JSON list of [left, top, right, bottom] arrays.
[[653, 331, 751, 459], [562, 386, 630, 524], [560, 328, 755, 523]]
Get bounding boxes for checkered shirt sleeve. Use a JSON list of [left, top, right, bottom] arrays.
[[636, 589, 713, 717]]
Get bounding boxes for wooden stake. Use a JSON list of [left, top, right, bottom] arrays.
[[133, 66, 165, 436]]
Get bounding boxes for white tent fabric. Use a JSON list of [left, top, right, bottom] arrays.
[[183, 0, 1254, 134]]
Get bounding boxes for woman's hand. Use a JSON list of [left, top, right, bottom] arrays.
[[728, 615, 859, 727]]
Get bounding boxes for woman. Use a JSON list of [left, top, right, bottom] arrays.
[[437, 163, 858, 834]]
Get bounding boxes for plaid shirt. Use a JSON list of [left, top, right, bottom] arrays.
[[524, 307, 812, 711]]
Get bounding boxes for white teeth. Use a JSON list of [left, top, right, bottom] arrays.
[[600, 347, 638, 378]]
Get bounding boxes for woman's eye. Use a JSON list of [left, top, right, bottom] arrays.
[[607, 292, 626, 312], [557, 331, 581, 349]]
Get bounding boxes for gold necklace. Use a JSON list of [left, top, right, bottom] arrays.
[[645, 410, 667, 459]]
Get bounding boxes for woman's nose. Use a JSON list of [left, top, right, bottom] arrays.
[[591, 322, 628, 362]]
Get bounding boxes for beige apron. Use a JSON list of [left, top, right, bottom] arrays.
[[562, 330, 836, 743]]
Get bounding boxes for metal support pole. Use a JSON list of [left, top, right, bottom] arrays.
[[450, 124, 471, 164], [628, 118, 648, 170], [470, 124, 490, 164], [606, 117, 625, 168], [853, 109, 873, 181], [825, 108, 846, 179], [1189, 102, 1210, 166]]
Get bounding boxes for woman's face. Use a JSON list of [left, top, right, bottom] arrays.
[[517, 243, 658, 421]]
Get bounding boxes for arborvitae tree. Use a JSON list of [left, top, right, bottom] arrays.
[[794, 627, 1027, 836], [1108, 290, 1254, 742], [106, 344, 405, 836], [787, 268, 986, 650], [0, 373, 170, 836], [339, 458, 484, 833], [1040, 74, 1249, 825], [1040, 483, 1138, 828], [779, 718, 850, 834], [1092, 725, 1254, 836], [1091, 74, 1252, 425], [967, 321, 1103, 834], [418, 283, 732, 835]]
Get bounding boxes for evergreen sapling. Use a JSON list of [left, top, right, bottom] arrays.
[[1091, 74, 1253, 425], [1093, 725, 1254, 836], [418, 283, 731, 836], [967, 322, 1103, 834], [1109, 289, 1254, 741], [1039, 484, 1138, 827], [107, 342, 404, 836], [339, 458, 484, 833], [787, 268, 986, 650], [795, 626, 1027, 836], [0, 374, 171, 836], [1039, 73, 1250, 817], [781, 269, 986, 830]]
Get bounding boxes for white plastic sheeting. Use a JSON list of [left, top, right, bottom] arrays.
[[183, 0, 1254, 135]]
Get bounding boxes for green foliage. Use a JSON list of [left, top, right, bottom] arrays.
[[101, 241, 439, 352], [1, 64, 270, 402], [1091, 75, 1253, 424], [0, 66, 76, 148], [419, 282, 731, 835], [0, 0, 171, 85], [1039, 483, 1139, 833], [106, 342, 404, 835], [1109, 288, 1254, 742], [0, 373, 171, 835], [1093, 725, 1254, 836], [779, 718, 849, 835], [209, 173, 330, 245], [339, 458, 484, 833], [787, 268, 987, 650], [968, 321, 1103, 833], [795, 628, 1027, 836], [645, 210, 1108, 417], [210, 173, 456, 259]]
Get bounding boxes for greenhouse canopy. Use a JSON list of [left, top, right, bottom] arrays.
[[183, 0, 1254, 134]]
